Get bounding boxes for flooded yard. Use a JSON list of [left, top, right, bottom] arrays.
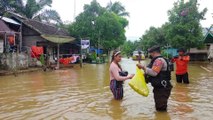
[[0, 58, 213, 120]]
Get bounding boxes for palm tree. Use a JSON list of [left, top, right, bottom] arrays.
[[0, 0, 17, 14], [1, 0, 62, 24], [106, 1, 129, 17]]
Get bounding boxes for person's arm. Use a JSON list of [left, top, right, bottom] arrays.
[[110, 66, 132, 81], [144, 59, 164, 77], [182, 55, 190, 62], [171, 55, 178, 63]]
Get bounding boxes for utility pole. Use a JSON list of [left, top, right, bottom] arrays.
[[74, 0, 76, 21]]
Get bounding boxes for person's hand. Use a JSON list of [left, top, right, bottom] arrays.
[[137, 64, 146, 70], [127, 74, 134, 79], [137, 63, 143, 69]]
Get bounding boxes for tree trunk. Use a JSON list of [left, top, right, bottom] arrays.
[[108, 50, 113, 63]]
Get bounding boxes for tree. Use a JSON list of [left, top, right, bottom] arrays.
[[139, 26, 167, 51], [0, 0, 19, 15], [68, 0, 128, 52], [121, 40, 137, 56], [106, 1, 129, 17], [68, 0, 104, 45], [96, 12, 127, 51], [166, 0, 207, 49], [0, 0, 61, 24]]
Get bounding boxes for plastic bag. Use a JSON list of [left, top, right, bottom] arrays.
[[128, 67, 149, 97]]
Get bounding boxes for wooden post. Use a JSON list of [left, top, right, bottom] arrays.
[[80, 39, 83, 68], [56, 43, 60, 69], [19, 23, 22, 52], [4, 32, 7, 53]]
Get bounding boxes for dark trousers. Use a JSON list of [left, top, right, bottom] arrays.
[[153, 86, 172, 111], [176, 72, 189, 84]]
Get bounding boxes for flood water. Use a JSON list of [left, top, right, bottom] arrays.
[[0, 58, 213, 120]]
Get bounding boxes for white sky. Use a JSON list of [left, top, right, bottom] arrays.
[[52, 0, 213, 41]]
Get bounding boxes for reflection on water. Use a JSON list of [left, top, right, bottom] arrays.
[[170, 84, 194, 116], [0, 58, 213, 120], [154, 112, 171, 120], [108, 99, 124, 120]]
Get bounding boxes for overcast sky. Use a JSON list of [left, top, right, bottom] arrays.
[[52, 0, 213, 41]]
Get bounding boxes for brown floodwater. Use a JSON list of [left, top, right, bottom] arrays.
[[0, 58, 213, 120]]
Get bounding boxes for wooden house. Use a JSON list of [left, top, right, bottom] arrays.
[[21, 19, 75, 68], [203, 25, 213, 60], [0, 17, 21, 53]]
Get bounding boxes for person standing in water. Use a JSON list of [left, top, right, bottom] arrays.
[[109, 50, 134, 100], [138, 51, 142, 63], [137, 45, 173, 111], [171, 48, 190, 84]]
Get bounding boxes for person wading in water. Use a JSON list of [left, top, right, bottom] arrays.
[[109, 50, 134, 100], [137, 45, 173, 111]]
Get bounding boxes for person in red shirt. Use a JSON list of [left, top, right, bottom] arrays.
[[171, 48, 190, 84]]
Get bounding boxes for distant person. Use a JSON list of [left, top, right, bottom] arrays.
[[171, 48, 190, 84], [137, 45, 172, 111], [138, 51, 142, 63], [109, 50, 134, 100]]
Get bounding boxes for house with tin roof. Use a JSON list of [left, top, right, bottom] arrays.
[[1, 12, 76, 69], [203, 25, 213, 61]]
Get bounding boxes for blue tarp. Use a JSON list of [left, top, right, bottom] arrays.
[[165, 48, 178, 57], [90, 48, 103, 54]]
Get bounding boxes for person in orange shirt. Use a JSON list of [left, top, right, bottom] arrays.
[[171, 48, 190, 84]]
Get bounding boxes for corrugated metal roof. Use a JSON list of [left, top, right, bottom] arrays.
[[0, 16, 20, 25]]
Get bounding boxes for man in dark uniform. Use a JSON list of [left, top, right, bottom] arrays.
[[137, 45, 173, 111]]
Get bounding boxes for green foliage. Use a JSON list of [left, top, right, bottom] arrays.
[[96, 12, 127, 50], [89, 51, 97, 61], [121, 40, 135, 56], [106, 1, 129, 17], [68, 0, 128, 51], [121, 40, 144, 56], [33, 9, 62, 24], [0, 0, 61, 24], [140, 26, 167, 51], [161, 50, 173, 59], [138, 0, 207, 51], [166, 0, 207, 49], [0, 0, 18, 13]]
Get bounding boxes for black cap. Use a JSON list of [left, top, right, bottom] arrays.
[[177, 48, 185, 53], [148, 45, 161, 53]]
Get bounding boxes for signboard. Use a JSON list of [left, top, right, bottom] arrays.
[[81, 40, 90, 49]]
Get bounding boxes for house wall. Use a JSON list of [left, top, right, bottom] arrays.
[[23, 36, 45, 47], [0, 52, 44, 70], [0, 52, 29, 70], [189, 53, 207, 61], [22, 24, 46, 50], [209, 44, 213, 50], [208, 44, 213, 59], [22, 24, 40, 36], [189, 48, 208, 61]]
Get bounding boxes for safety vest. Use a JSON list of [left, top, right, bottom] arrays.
[[147, 56, 171, 88]]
